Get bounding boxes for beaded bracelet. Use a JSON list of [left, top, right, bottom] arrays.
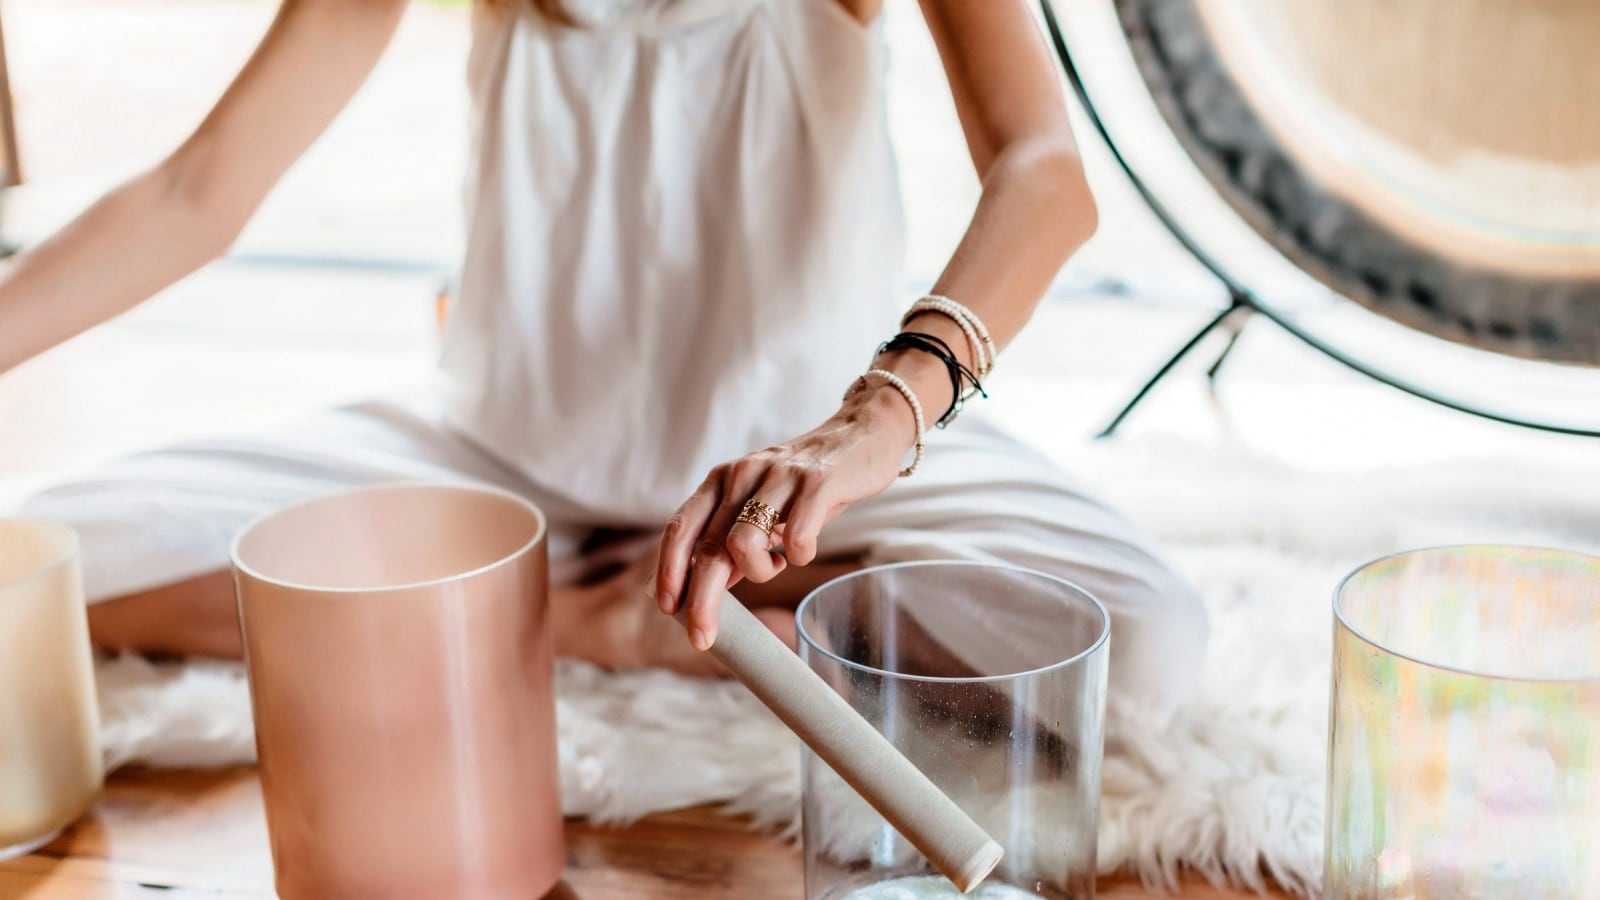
[[900, 295, 994, 378], [877, 331, 986, 428], [927, 294, 995, 373], [845, 368, 926, 477]]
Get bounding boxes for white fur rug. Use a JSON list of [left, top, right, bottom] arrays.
[[95, 438, 1600, 895]]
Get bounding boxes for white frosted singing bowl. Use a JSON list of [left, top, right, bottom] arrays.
[[231, 482, 563, 900], [0, 519, 102, 860]]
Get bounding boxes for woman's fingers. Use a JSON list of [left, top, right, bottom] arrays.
[[725, 475, 792, 584], [683, 540, 734, 650], [656, 472, 721, 615], [681, 459, 769, 649], [778, 480, 831, 567], [670, 451, 849, 650]]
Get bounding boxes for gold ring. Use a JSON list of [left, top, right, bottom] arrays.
[[736, 498, 781, 537]]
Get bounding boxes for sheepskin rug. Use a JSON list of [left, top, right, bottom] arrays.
[[95, 438, 1600, 894]]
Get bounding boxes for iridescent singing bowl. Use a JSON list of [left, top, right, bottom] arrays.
[[1327, 546, 1600, 898]]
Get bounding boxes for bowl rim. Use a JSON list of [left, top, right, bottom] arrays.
[[230, 481, 547, 595], [1333, 542, 1600, 684], [795, 559, 1111, 684], [0, 518, 80, 595]]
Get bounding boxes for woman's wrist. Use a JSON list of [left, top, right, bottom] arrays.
[[852, 312, 968, 444], [870, 329, 953, 422], [843, 370, 926, 478], [844, 373, 920, 438], [844, 298, 993, 477], [870, 313, 966, 416], [846, 346, 946, 480], [869, 347, 954, 425]]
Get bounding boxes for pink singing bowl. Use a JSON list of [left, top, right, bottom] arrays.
[[231, 482, 563, 900]]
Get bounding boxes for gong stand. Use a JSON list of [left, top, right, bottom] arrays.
[[1038, 2, 1600, 440]]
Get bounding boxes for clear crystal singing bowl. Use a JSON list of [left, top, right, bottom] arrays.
[[1328, 546, 1600, 897], [797, 561, 1110, 900]]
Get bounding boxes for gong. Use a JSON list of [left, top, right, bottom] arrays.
[[1042, 0, 1600, 434]]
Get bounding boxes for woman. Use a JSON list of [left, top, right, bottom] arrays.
[[0, 0, 1206, 715]]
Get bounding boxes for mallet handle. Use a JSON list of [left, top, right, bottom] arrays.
[[675, 587, 1002, 892]]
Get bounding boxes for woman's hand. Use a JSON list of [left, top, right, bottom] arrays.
[[655, 379, 929, 651]]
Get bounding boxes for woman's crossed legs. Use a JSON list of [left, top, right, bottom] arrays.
[[22, 399, 1206, 716]]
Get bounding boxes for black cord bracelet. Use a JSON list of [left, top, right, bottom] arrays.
[[880, 332, 961, 418], [875, 331, 988, 428]]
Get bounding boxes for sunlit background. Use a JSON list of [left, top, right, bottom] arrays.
[[0, 0, 1591, 505]]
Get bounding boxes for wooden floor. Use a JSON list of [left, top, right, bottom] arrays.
[[0, 768, 1278, 899]]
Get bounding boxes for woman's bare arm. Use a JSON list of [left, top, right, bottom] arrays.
[[0, 0, 407, 374], [882, 0, 1097, 408]]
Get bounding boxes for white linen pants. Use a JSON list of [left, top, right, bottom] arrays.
[[18, 398, 1207, 717]]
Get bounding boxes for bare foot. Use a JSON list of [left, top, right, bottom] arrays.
[[551, 556, 712, 676], [550, 555, 799, 677]]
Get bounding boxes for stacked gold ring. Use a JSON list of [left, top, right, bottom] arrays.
[[736, 498, 782, 538]]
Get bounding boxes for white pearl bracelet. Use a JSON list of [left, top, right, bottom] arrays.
[[846, 368, 926, 477], [900, 294, 994, 384]]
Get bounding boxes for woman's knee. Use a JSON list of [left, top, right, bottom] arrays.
[[1098, 561, 1208, 720], [843, 530, 1209, 716]]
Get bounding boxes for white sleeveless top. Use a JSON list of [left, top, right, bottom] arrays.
[[439, 0, 905, 522]]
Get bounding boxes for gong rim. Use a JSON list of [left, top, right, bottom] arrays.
[[1110, 0, 1600, 366]]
